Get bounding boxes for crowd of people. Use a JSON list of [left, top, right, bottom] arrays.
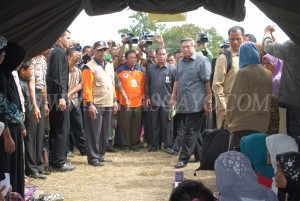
[[0, 23, 300, 201]]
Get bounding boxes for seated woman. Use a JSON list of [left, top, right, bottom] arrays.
[[169, 179, 216, 201], [266, 134, 298, 201], [240, 133, 274, 188], [276, 151, 300, 201], [215, 151, 278, 201]]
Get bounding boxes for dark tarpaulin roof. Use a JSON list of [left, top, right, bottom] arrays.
[[0, 0, 299, 60]]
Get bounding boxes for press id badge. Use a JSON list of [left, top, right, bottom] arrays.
[[166, 76, 170, 83], [131, 79, 137, 87]]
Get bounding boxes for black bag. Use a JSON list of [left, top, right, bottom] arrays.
[[195, 127, 230, 172]]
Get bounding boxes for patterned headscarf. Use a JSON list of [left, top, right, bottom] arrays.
[[266, 134, 298, 194], [262, 54, 283, 97], [215, 151, 278, 201], [0, 36, 7, 50], [276, 151, 300, 183], [239, 42, 260, 69], [240, 133, 274, 179]]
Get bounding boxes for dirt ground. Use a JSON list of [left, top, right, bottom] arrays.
[[31, 148, 217, 201]]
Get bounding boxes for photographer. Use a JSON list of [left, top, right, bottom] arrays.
[[197, 34, 213, 63]]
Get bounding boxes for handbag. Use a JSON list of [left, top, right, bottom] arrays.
[[194, 120, 230, 173]]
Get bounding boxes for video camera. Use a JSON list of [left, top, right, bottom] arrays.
[[139, 32, 157, 46], [121, 33, 139, 45], [197, 33, 209, 44]]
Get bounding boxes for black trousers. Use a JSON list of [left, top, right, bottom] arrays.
[[228, 130, 259, 151], [142, 109, 152, 144], [84, 107, 111, 163], [49, 104, 70, 167], [0, 124, 24, 198], [69, 103, 86, 153], [178, 111, 205, 164], [119, 106, 142, 147], [150, 106, 173, 148], [24, 95, 45, 175]]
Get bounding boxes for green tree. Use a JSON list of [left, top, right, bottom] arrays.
[[163, 24, 224, 57], [118, 11, 166, 40]]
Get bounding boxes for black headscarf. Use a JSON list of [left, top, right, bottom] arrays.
[[0, 42, 25, 107]]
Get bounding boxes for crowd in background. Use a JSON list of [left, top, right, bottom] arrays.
[[0, 23, 300, 201]]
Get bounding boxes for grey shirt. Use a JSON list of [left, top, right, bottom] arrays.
[[145, 63, 176, 107], [263, 34, 300, 110], [176, 52, 211, 113]]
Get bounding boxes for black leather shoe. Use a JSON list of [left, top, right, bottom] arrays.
[[132, 145, 139, 152], [175, 161, 187, 168], [88, 161, 103, 167], [148, 145, 158, 152], [32, 172, 47, 179], [164, 148, 177, 155], [107, 144, 118, 152], [51, 163, 76, 172]]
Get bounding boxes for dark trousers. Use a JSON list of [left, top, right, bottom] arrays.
[[287, 108, 300, 148], [84, 107, 111, 163], [142, 110, 152, 144], [172, 113, 184, 151], [0, 124, 24, 198], [24, 96, 45, 175], [49, 104, 70, 167], [151, 106, 173, 148], [113, 112, 122, 146], [120, 106, 142, 147], [178, 111, 205, 164], [228, 130, 259, 151], [69, 103, 86, 153]]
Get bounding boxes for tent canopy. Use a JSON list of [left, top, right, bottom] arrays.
[[1, 0, 299, 60]]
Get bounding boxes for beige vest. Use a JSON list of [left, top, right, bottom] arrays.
[[85, 60, 115, 107]]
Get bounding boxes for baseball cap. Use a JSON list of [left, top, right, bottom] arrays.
[[93, 41, 108, 50]]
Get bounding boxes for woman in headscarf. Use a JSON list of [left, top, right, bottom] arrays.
[[226, 42, 273, 150], [266, 134, 298, 201], [214, 151, 278, 201], [240, 133, 274, 188], [262, 54, 283, 98], [276, 151, 300, 201], [0, 42, 26, 198]]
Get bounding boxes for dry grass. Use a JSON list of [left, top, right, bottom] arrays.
[[31, 149, 217, 201]]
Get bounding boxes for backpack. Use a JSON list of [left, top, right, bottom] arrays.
[[210, 50, 232, 86]]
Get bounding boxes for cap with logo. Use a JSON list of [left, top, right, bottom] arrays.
[[93, 41, 108, 50]]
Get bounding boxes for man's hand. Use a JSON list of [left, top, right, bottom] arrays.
[[88, 105, 97, 119], [204, 101, 212, 116], [21, 129, 27, 137], [169, 95, 176, 110], [155, 35, 164, 43], [124, 98, 130, 110], [2, 128, 15, 154], [44, 103, 50, 117], [0, 185, 6, 201], [264, 25, 276, 34], [32, 105, 41, 123], [113, 102, 119, 115], [58, 98, 66, 112], [146, 99, 151, 108]]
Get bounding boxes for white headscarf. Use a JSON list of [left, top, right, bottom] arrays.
[[266, 134, 298, 195]]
